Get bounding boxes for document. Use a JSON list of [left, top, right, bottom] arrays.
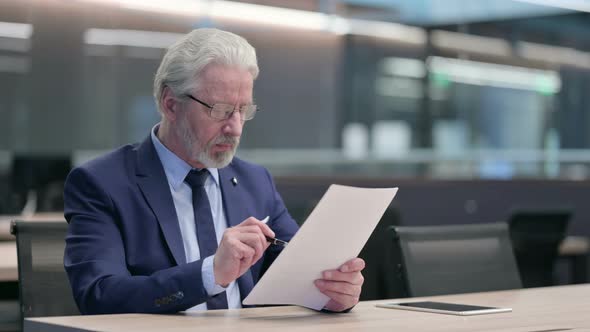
[[243, 184, 398, 310]]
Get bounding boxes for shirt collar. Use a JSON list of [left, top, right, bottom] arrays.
[[150, 123, 220, 191]]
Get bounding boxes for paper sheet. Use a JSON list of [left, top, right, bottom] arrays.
[[243, 184, 398, 310]]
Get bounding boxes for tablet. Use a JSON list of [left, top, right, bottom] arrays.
[[375, 301, 512, 316]]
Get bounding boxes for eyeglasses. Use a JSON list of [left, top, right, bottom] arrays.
[[185, 94, 258, 121]]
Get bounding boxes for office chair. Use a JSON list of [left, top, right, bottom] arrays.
[[10, 221, 79, 323], [0, 301, 20, 332], [508, 210, 571, 288], [358, 205, 406, 300], [390, 222, 522, 297]]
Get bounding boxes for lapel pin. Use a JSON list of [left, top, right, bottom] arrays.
[[231, 177, 238, 186]]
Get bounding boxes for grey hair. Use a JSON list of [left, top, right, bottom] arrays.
[[153, 28, 259, 114]]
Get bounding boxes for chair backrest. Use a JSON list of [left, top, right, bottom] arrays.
[[10, 220, 79, 320], [508, 210, 571, 287], [391, 222, 522, 297], [358, 205, 406, 300]]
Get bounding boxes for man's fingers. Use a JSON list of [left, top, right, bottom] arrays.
[[228, 238, 256, 260], [322, 270, 364, 285], [234, 232, 266, 250], [238, 217, 275, 238], [339, 258, 365, 273], [323, 299, 349, 312], [214, 216, 277, 286], [214, 238, 257, 286], [232, 241, 258, 274], [314, 279, 362, 298], [229, 224, 272, 237], [317, 289, 358, 310], [315, 279, 361, 312], [226, 226, 269, 249], [229, 232, 268, 263]]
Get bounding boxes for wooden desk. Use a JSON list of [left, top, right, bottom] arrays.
[[559, 236, 590, 284], [0, 214, 65, 282], [25, 284, 590, 332], [0, 213, 65, 240], [560, 236, 590, 255], [0, 242, 17, 282]]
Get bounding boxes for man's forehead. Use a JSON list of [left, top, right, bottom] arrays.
[[196, 66, 252, 94]]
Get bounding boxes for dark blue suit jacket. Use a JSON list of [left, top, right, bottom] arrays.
[[63, 135, 299, 314]]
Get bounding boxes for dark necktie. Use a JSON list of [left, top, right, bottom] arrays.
[[184, 169, 228, 310]]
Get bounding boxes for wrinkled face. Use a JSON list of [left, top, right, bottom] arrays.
[[177, 64, 253, 168]]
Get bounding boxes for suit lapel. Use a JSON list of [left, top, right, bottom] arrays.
[[218, 166, 242, 228], [135, 136, 186, 265], [219, 165, 255, 299]]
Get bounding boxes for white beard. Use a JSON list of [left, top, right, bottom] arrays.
[[178, 116, 240, 168]]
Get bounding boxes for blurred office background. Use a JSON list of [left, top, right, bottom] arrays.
[[0, 2, 590, 326], [1, 0, 590, 214]]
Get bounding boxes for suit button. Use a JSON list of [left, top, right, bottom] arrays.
[[176, 291, 184, 299]]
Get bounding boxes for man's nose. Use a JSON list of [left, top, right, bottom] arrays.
[[222, 110, 243, 137]]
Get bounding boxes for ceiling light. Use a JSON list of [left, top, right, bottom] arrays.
[[380, 57, 427, 78], [518, 41, 590, 69], [431, 30, 512, 57], [349, 19, 426, 44], [78, 0, 202, 16], [209, 2, 328, 31], [0, 22, 33, 39], [76, 0, 425, 43], [428, 56, 561, 93], [85, 29, 184, 48]]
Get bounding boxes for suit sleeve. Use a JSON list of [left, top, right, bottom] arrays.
[[64, 167, 209, 314]]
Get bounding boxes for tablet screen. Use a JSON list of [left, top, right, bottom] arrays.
[[397, 301, 496, 311], [376, 301, 512, 315]]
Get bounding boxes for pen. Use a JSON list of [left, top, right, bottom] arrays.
[[259, 216, 288, 247], [265, 236, 289, 247]]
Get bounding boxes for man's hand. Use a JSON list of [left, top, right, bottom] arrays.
[[213, 217, 274, 286], [314, 258, 365, 312]]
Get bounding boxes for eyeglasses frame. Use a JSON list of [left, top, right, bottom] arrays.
[[184, 94, 258, 121]]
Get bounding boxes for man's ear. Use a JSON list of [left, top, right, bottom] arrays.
[[161, 86, 181, 122]]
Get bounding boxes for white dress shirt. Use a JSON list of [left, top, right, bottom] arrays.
[[151, 124, 241, 311]]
